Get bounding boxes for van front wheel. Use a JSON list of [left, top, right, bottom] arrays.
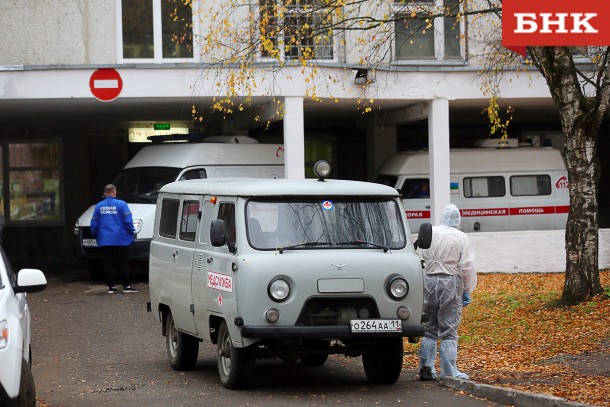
[[165, 311, 199, 370], [362, 337, 404, 384], [217, 320, 254, 389]]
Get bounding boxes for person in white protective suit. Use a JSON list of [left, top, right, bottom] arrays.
[[418, 204, 477, 381]]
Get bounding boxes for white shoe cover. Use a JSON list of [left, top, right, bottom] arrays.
[[439, 340, 469, 379]]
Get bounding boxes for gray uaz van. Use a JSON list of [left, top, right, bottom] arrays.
[[148, 162, 431, 389]]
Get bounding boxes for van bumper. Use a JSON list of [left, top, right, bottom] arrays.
[[240, 322, 424, 339], [72, 235, 151, 261]]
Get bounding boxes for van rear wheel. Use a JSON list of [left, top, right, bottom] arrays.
[[362, 337, 404, 384], [165, 311, 199, 370], [217, 320, 254, 389]]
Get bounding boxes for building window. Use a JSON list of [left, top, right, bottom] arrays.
[[394, 0, 463, 61], [259, 0, 334, 61], [3, 141, 62, 224], [119, 0, 194, 62]]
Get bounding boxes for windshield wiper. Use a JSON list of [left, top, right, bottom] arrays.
[[334, 240, 390, 253], [278, 241, 332, 254]]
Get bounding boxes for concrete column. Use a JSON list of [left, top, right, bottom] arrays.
[[283, 96, 305, 179], [365, 121, 397, 181], [428, 98, 451, 225]]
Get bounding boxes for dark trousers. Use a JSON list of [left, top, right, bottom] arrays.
[[100, 246, 130, 288]]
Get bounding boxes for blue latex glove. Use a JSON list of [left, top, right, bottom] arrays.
[[462, 292, 471, 307]]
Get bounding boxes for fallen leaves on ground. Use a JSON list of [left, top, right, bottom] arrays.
[[404, 270, 610, 406]]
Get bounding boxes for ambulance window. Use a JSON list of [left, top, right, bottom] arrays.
[[401, 178, 430, 199], [510, 175, 551, 196], [179, 200, 200, 241], [159, 198, 180, 238], [218, 203, 236, 245], [179, 169, 207, 181], [463, 176, 505, 198]]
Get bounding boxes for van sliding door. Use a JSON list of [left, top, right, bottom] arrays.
[[508, 174, 556, 231], [460, 175, 509, 232]]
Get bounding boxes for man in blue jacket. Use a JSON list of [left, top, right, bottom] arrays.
[[90, 184, 137, 294]]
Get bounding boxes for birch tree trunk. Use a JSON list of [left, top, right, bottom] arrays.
[[529, 47, 609, 304]]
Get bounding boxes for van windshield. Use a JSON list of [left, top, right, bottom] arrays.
[[113, 167, 181, 204], [246, 198, 407, 250]]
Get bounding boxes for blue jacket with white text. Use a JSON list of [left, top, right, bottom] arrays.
[[90, 196, 135, 246]]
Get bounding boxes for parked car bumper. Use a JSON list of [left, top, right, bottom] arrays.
[[0, 382, 19, 406], [0, 348, 21, 403], [72, 234, 151, 261]]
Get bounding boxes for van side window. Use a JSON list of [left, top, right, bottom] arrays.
[[159, 198, 180, 238], [179, 200, 200, 241], [463, 176, 505, 198], [218, 203, 236, 244], [179, 169, 207, 181], [510, 175, 551, 196], [401, 178, 430, 199]]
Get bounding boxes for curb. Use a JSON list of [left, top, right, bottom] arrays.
[[441, 377, 599, 407]]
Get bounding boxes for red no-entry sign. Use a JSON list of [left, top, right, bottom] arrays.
[[89, 68, 123, 102]]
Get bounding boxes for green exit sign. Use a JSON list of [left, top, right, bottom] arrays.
[[154, 123, 171, 130]]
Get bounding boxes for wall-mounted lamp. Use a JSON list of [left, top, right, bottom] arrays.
[[354, 68, 369, 85]]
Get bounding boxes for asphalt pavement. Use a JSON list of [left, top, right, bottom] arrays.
[[25, 265, 601, 407]]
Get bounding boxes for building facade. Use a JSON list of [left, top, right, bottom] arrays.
[[0, 0, 607, 267]]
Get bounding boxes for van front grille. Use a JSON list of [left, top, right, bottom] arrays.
[[295, 297, 380, 326]]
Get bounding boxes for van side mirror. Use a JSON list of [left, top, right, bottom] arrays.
[[210, 219, 226, 247], [414, 223, 432, 250]]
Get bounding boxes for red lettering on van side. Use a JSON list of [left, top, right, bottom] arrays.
[[509, 206, 554, 215], [207, 272, 233, 292], [405, 211, 431, 219], [461, 208, 508, 217]]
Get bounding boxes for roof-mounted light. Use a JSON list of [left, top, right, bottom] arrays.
[[313, 160, 331, 181]]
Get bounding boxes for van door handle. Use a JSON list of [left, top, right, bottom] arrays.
[[207, 257, 213, 263], [425, 205, 430, 209]]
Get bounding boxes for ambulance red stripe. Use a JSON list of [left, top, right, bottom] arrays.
[[406, 206, 571, 219]]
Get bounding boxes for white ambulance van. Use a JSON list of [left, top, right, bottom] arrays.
[[376, 147, 569, 233], [73, 138, 284, 278], [148, 162, 432, 389]]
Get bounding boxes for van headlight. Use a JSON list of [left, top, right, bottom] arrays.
[[133, 219, 142, 234], [73, 221, 80, 235], [268, 278, 290, 302], [387, 276, 409, 300]]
